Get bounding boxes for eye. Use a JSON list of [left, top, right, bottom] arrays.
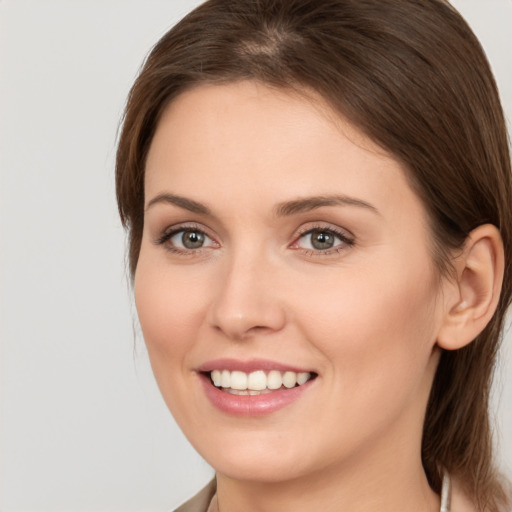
[[302, 229, 338, 250], [171, 229, 209, 249], [293, 226, 354, 253], [156, 226, 218, 252]]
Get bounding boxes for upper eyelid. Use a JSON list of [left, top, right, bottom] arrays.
[[293, 222, 354, 239], [154, 222, 214, 245], [161, 222, 211, 237]]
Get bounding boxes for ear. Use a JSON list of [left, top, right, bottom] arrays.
[[436, 224, 504, 351]]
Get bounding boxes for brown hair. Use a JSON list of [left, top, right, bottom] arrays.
[[116, 0, 512, 509]]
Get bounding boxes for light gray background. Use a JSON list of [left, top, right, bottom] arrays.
[[0, 1, 511, 511]]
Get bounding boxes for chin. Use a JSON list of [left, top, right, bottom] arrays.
[[189, 428, 323, 484], [210, 454, 308, 483]]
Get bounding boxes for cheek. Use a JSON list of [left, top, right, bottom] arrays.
[[133, 256, 215, 431], [134, 256, 208, 366], [292, 254, 440, 403]]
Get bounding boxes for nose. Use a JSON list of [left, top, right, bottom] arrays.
[[208, 249, 287, 340]]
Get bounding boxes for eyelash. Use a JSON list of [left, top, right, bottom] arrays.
[[154, 223, 355, 256], [154, 223, 217, 255], [291, 225, 355, 256]]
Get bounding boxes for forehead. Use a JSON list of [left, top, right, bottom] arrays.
[[145, 81, 403, 197], [150, 81, 389, 160]]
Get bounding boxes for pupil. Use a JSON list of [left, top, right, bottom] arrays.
[[182, 230, 204, 249], [311, 230, 334, 250]]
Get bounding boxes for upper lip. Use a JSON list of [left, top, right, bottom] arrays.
[[196, 358, 315, 374]]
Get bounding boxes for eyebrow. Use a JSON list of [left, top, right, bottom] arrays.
[[145, 192, 379, 217], [145, 193, 211, 215], [274, 195, 380, 217]]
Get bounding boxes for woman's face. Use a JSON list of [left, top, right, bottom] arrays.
[[136, 81, 447, 483]]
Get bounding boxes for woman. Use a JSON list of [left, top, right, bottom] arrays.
[[115, 0, 512, 510]]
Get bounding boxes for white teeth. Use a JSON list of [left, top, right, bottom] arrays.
[[297, 372, 310, 385], [221, 370, 231, 388], [267, 370, 283, 390], [230, 371, 247, 390], [211, 370, 222, 387], [247, 370, 267, 391], [282, 371, 297, 388], [226, 389, 248, 395], [209, 369, 313, 391]]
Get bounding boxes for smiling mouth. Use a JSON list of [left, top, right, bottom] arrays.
[[206, 369, 317, 396]]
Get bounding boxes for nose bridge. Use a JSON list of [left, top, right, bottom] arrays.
[[209, 243, 286, 340]]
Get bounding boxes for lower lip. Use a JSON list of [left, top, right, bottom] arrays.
[[199, 374, 315, 417]]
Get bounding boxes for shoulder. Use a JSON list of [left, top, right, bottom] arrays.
[[172, 479, 217, 512]]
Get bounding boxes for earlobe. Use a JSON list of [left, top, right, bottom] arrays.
[[436, 224, 504, 351]]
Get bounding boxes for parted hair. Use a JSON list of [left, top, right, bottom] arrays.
[[116, 1, 512, 509]]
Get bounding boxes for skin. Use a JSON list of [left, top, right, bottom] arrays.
[[135, 81, 464, 512]]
